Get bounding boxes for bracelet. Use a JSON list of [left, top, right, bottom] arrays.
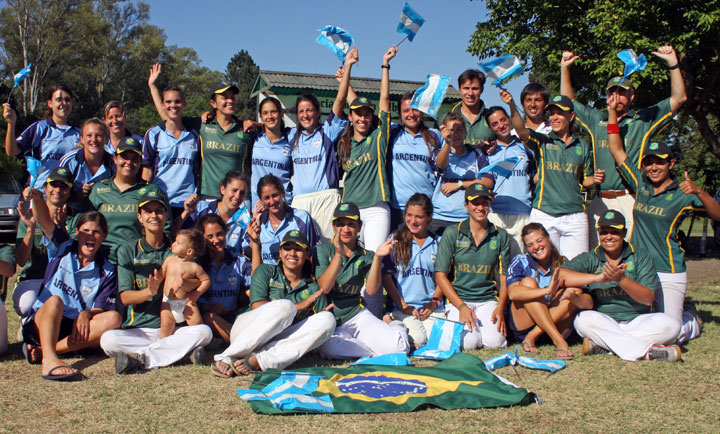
[[381, 64, 390, 69], [668, 63, 680, 70], [607, 123, 620, 135]]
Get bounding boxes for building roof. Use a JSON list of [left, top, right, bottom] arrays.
[[250, 70, 461, 100]]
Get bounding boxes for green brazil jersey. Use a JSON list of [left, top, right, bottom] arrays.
[[562, 243, 658, 322], [249, 263, 329, 324], [573, 99, 674, 191], [116, 237, 172, 329], [618, 157, 704, 273], [450, 101, 494, 145], [314, 242, 375, 325], [525, 130, 593, 216], [435, 220, 511, 302], [341, 110, 390, 209]]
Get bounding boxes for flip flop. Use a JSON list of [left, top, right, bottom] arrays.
[[23, 343, 41, 365], [522, 341, 539, 354], [555, 348, 575, 360], [230, 358, 258, 376], [42, 365, 83, 382], [211, 361, 235, 378]]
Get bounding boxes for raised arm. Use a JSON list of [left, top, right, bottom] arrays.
[[606, 93, 628, 167], [379, 46, 398, 113], [333, 49, 358, 117], [2, 104, 20, 156], [651, 45, 687, 114], [148, 63, 168, 122], [15, 201, 35, 267], [499, 89, 529, 142], [560, 51, 579, 101], [365, 238, 396, 296], [29, 189, 58, 239], [679, 172, 720, 221]]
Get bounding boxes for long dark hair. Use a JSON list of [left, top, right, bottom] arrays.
[[259, 96, 288, 134], [520, 223, 566, 271], [219, 170, 250, 197], [392, 193, 433, 270], [43, 84, 73, 120], [398, 93, 438, 158], [76, 211, 108, 236], [291, 94, 321, 149], [337, 106, 378, 169], [256, 174, 285, 198]]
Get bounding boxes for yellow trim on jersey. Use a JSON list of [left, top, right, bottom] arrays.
[[535, 139, 546, 208], [666, 205, 704, 273], [636, 111, 674, 168], [620, 162, 639, 191], [376, 112, 390, 202], [576, 118, 597, 172]]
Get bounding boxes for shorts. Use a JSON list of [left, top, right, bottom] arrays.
[[22, 313, 75, 346], [505, 304, 532, 344], [164, 296, 187, 323]]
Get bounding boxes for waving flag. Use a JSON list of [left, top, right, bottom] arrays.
[[617, 49, 647, 81], [409, 74, 451, 118], [477, 156, 520, 178], [13, 64, 32, 88], [478, 55, 524, 87], [316, 26, 355, 63], [25, 156, 42, 189], [413, 317, 463, 360], [396, 2, 425, 42]]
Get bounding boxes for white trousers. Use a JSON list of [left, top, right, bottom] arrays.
[[655, 272, 701, 344], [319, 308, 409, 359], [573, 310, 680, 361], [358, 202, 391, 318], [390, 309, 446, 347], [587, 193, 635, 249], [529, 208, 588, 260], [100, 324, 212, 369], [446, 301, 506, 350], [13, 279, 42, 317], [488, 212, 530, 258], [291, 189, 341, 243]]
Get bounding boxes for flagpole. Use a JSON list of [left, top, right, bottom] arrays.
[[6, 85, 15, 104], [396, 35, 409, 47]]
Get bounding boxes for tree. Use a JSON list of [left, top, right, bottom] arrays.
[[467, 0, 720, 163], [224, 49, 259, 120]]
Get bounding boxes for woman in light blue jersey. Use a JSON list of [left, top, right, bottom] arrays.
[[103, 101, 144, 155]]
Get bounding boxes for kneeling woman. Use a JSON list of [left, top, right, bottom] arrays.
[[22, 210, 121, 380], [507, 223, 577, 359], [316, 202, 409, 359], [436, 184, 511, 350], [212, 230, 336, 377]]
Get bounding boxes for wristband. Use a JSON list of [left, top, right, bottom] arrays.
[[607, 123, 620, 135], [668, 63, 680, 70], [381, 64, 390, 69]]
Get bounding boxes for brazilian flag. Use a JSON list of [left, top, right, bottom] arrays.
[[244, 353, 536, 414]]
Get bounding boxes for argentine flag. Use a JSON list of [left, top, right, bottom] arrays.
[[617, 49, 647, 81], [13, 63, 32, 88], [316, 26, 355, 63], [477, 156, 520, 179], [413, 317, 464, 360], [25, 156, 42, 189], [237, 372, 334, 412], [409, 74, 451, 118], [478, 55, 524, 87], [396, 2, 425, 42]]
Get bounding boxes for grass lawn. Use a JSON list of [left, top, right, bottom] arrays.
[[2, 257, 719, 433]]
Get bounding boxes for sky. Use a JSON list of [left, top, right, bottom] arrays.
[[145, 0, 529, 108]]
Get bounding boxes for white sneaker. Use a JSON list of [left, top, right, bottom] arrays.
[[646, 345, 682, 362]]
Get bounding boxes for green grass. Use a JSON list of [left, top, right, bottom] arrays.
[[2, 260, 720, 433]]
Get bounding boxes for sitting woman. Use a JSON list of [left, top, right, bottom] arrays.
[[507, 223, 577, 359], [212, 230, 336, 377], [21, 209, 121, 381], [382, 193, 444, 349]]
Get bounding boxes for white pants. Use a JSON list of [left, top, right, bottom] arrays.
[[574, 310, 680, 361], [319, 308, 409, 359], [529, 208, 588, 260], [100, 325, 212, 369], [446, 301, 506, 350], [358, 202, 391, 318], [13, 279, 42, 317], [588, 193, 635, 248], [0, 304, 7, 356], [291, 189, 341, 243], [390, 309, 446, 347], [655, 272, 700, 344], [488, 212, 530, 258]]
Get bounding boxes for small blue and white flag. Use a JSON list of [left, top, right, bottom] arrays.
[[477, 156, 520, 179], [617, 49, 647, 81], [478, 55, 524, 88], [351, 353, 412, 367], [13, 64, 32, 88], [413, 317, 464, 360], [25, 156, 42, 189], [237, 372, 334, 412], [483, 347, 566, 374], [409, 74, 451, 118], [316, 26, 355, 63], [396, 2, 425, 42]]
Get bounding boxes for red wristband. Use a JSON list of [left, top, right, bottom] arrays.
[[607, 123, 620, 135]]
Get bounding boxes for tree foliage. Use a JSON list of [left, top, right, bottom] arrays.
[[224, 49, 259, 120], [467, 0, 720, 173]]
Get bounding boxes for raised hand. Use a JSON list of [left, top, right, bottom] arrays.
[[499, 88, 514, 105], [607, 93, 619, 112], [147, 268, 163, 296], [679, 171, 702, 196], [148, 63, 162, 86], [345, 48, 359, 67], [17, 201, 35, 227], [383, 45, 398, 65], [184, 194, 198, 214], [651, 45, 679, 66], [561, 51, 579, 68], [374, 237, 397, 257], [2, 103, 16, 124]]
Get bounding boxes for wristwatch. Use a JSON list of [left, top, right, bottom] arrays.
[[457, 180, 463, 188]]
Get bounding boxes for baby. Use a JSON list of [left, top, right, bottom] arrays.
[[159, 229, 210, 339]]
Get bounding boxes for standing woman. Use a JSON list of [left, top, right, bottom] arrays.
[[3, 85, 80, 186], [503, 91, 604, 260], [289, 50, 356, 241], [382, 193, 444, 349], [103, 100, 144, 155], [388, 94, 443, 229], [316, 202, 410, 359], [435, 184, 511, 350], [606, 95, 720, 343]]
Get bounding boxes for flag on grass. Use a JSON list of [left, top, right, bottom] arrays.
[[484, 347, 566, 374], [316, 26, 355, 63], [413, 317, 463, 360], [478, 55, 524, 87], [396, 2, 425, 42], [238, 372, 334, 412], [617, 49, 647, 81], [240, 353, 537, 414], [351, 353, 412, 366], [409, 74, 451, 118]]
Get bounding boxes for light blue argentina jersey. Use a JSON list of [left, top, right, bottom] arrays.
[[142, 123, 200, 207], [187, 199, 251, 257], [507, 253, 553, 304], [251, 131, 293, 206], [389, 125, 443, 209], [382, 233, 440, 309], [198, 250, 252, 315], [105, 131, 144, 155], [58, 148, 114, 193], [486, 137, 535, 215], [245, 207, 318, 265], [289, 112, 346, 195], [432, 146, 491, 221], [16, 119, 80, 186]]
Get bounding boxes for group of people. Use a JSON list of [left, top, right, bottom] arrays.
[[1, 44, 718, 382]]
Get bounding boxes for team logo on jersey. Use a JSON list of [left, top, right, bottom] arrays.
[[205, 127, 217, 133], [80, 284, 93, 297], [490, 240, 497, 250], [365, 137, 371, 145], [354, 259, 363, 269], [125, 138, 136, 145], [230, 232, 239, 243], [575, 146, 582, 155], [665, 193, 673, 201], [605, 211, 615, 219], [300, 288, 310, 299], [456, 240, 471, 248], [96, 187, 110, 194], [139, 187, 147, 194], [228, 274, 238, 286], [189, 143, 197, 151], [237, 131, 245, 138], [626, 261, 635, 271], [313, 138, 322, 148], [431, 253, 437, 262], [282, 147, 290, 156]]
